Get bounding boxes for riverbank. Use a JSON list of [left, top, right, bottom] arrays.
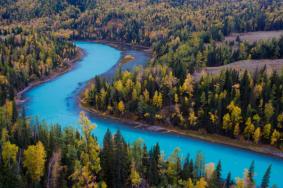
[[80, 100, 283, 159], [102, 51, 150, 81], [16, 47, 85, 103], [20, 41, 283, 187], [76, 41, 283, 159], [81, 39, 152, 52], [16, 39, 283, 159]]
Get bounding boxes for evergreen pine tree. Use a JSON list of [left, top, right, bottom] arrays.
[[101, 129, 113, 187], [141, 144, 149, 177], [225, 172, 232, 188], [248, 161, 255, 185], [181, 155, 191, 180], [147, 143, 160, 186], [113, 130, 131, 188], [261, 165, 272, 188]]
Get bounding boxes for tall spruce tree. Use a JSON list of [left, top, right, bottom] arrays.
[[248, 161, 255, 185], [101, 129, 113, 187], [181, 155, 192, 180], [225, 172, 232, 188], [113, 130, 130, 188], [261, 165, 272, 188], [147, 143, 161, 186]]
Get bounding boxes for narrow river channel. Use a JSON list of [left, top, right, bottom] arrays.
[[22, 41, 283, 187]]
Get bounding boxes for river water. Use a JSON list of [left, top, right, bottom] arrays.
[[23, 41, 283, 187]]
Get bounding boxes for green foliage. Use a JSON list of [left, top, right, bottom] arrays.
[[0, 28, 77, 105], [0, 0, 282, 187], [248, 161, 255, 186], [86, 66, 283, 147], [261, 165, 272, 188], [0, 113, 277, 187], [69, 112, 101, 187]]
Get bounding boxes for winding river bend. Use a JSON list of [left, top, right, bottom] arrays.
[[23, 41, 283, 186]]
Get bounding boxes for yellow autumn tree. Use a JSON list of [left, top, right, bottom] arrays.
[[223, 101, 242, 133], [181, 74, 194, 98], [1, 128, 8, 143], [223, 113, 232, 131], [23, 141, 46, 182], [2, 141, 19, 167], [244, 118, 255, 140], [263, 124, 271, 140], [152, 91, 163, 108], [117, 101, 125, 114], [277, 114, 283, 129], [236, 178, 244, 188], [209, 112, 218, 125], [195, 177, 207, 188], [4, 100, 13, 121], [253, 127, 261, 144], [114, 80, 123, 92], [143, 89, 150, 103], [264, 101, 274, 122], [130, 163, 141, 187], [270, 129, 280, 145], [234, 124, 240, 138], [70, 112, 101, 187], [185, 178, 194, 188], [188, 110, 197, 127], [132, 88, 138, 101]]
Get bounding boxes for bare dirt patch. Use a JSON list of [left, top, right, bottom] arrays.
[[225, 30, 283, 43], [194, 59, 283, 80]]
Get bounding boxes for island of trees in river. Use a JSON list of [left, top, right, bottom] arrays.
[[0, 0, 283, 187]]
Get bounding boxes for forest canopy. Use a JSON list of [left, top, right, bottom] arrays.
[[0, 0, 283, 187]]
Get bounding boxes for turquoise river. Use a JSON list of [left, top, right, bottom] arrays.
[[23, 41, 283, 187]]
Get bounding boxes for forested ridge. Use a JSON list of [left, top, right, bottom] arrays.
[[0, 0, 283, 187]]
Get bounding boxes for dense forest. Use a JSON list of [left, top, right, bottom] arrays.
[[1, 0, 283, 94], [0, 27, 78, 105], [84, 66, 283, 147], [0, 0, 283, 187], [0, 109, 276, 187]]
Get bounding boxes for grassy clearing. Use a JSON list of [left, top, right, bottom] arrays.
[[194, 59, 283, 81], [225, 30, 283, 43]]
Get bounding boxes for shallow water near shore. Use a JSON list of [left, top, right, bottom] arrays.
[[23, 41, 283, 186]]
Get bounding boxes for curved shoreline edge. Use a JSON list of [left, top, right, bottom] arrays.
[[16, 40, 283, 160], [79, 101, 283, 160], [16, 47, 85, 103], [76, 43, 283, 160]]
